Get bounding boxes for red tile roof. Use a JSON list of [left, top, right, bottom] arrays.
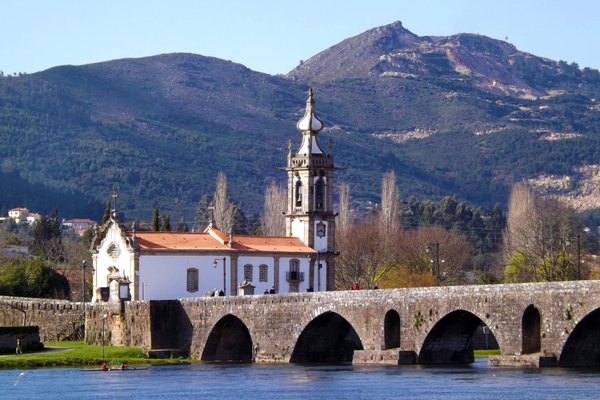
[[130, 232, 231, 250], [233, 235, 316, 253], [128, 231, 315, 254]]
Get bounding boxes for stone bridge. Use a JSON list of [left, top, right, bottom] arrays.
[[83, 280, 600, 368]]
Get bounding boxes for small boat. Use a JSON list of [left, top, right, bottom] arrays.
[[80, 366, 148, 372]]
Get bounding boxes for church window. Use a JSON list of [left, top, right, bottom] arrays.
[[295, 179, 303, 207], [244, 264, 253, 282], [187, 268, 198, 292], [315, 177, 324, 210], [259, 264, 268, 282], [107, 243, 121, 260], [287, 259, 303, 282]]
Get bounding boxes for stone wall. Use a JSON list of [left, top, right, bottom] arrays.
[[0, 296, 84, 341], [7, 280, 600, 367]]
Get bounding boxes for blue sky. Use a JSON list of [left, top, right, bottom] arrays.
[[2, 0, 599, 75]]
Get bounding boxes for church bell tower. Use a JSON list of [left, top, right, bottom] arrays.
[[285, 88, 336, 291]]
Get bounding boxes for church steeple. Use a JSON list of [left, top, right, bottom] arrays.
[[285, 88, 336, 291], [295, 88, 324, 155]]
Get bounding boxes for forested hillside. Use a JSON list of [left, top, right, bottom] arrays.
[[1, 21, 600, 223]]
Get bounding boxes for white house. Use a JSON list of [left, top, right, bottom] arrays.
[[8, 208, 29, 224], [90, 88, 336, 301], [62, 218, 96, 235]]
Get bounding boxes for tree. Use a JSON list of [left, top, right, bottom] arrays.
[[335, 216, 401, 290], [502, 184, 582, 282], [379, 171, 401, 232], [261, 183, 286, 236], [0, 257, 70, 299], [213, 171, 235, 234], [381, 225, 472, 287], [101, 199, 111, 224], [194, 194, 212, 231], [176, 216, 189, 232], [151, 207, 160, 232], [160, 214, 171, 232], [337, 182, 355, 233], [30, 209, 64, 265]]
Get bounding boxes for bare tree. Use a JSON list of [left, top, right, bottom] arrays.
[[386, 225, 471, 287], [335, 216, 401, 290], [380, 170, 401, 232], [213, 171, 235, 235], [503, 184, 537, 260], [502, 184, 582, 282], [336, 182, 355, 233], [261, 183, 286, 236]]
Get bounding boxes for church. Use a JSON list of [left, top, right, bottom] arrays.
[[90, 89, 336, 301]]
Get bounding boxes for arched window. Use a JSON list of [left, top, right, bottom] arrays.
[[187, 268, 199, 292], [315, 177, 324, 210], [259, 264, 268, 282], [244, 264, 253, 282], [287, 259, 302, 292], [287, 259, 303, 282], [295, 179, 303, 207]]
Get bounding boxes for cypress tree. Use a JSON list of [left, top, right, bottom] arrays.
[[151, 207, 160, 232], [101, 199, 111, 224], [160, 214, 171, 232]]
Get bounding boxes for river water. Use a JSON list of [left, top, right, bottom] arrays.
[[2, 359, 600, 399]]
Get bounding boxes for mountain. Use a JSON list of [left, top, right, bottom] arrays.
[[1, 21, 600, 224]]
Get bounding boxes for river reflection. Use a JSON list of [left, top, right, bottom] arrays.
[[2, 359, 600, 399]]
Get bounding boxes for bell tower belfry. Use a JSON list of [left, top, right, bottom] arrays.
[[285, 88, 336, 291]]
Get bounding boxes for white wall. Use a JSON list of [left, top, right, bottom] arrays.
[[92, 224, 133, 301], [138, 255, 229, 300], [277, 256, 313, 293]]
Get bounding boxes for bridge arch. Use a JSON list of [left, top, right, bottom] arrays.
[[521, 304, 541, 354], [383, 309, 400, 349], [201, 314, 253, 363], [418, 309, 497, 364], [559, 308, 600, 367], [290, 311, 364, 363]]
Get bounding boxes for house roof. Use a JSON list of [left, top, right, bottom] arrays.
[[233, 235, 316, 253], [127, 231, 315, 254], [130, 232, 231, 251]]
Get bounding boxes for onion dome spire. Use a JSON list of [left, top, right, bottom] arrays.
[[295, 88, 324, 155]]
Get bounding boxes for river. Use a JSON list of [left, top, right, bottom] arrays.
[[2, 359, 600, 399]]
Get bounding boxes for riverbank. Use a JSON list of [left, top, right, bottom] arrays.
[[0, 341, 190, 369], [0, 343, 499, 370]]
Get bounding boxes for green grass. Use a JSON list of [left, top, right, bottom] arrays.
[[474, 349, 501, 358], [0, 341, 189, 370]]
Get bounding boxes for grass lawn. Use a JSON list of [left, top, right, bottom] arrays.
[[0, 341, 189, 370], [474, 349, 501, 358]]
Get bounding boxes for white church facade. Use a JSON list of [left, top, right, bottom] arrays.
[[90, 89, 336, 301]]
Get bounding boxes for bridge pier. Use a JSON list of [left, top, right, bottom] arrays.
[[353, 349, 417, 365], [489, 354, 558, 368]]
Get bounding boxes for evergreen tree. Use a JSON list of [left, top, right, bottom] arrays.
[[151, 207, 160, 232], [101, 199, 111, 224], [195, 194, 212, 231], [160, 214, 171, 232], [176, 216, 189, 232]]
